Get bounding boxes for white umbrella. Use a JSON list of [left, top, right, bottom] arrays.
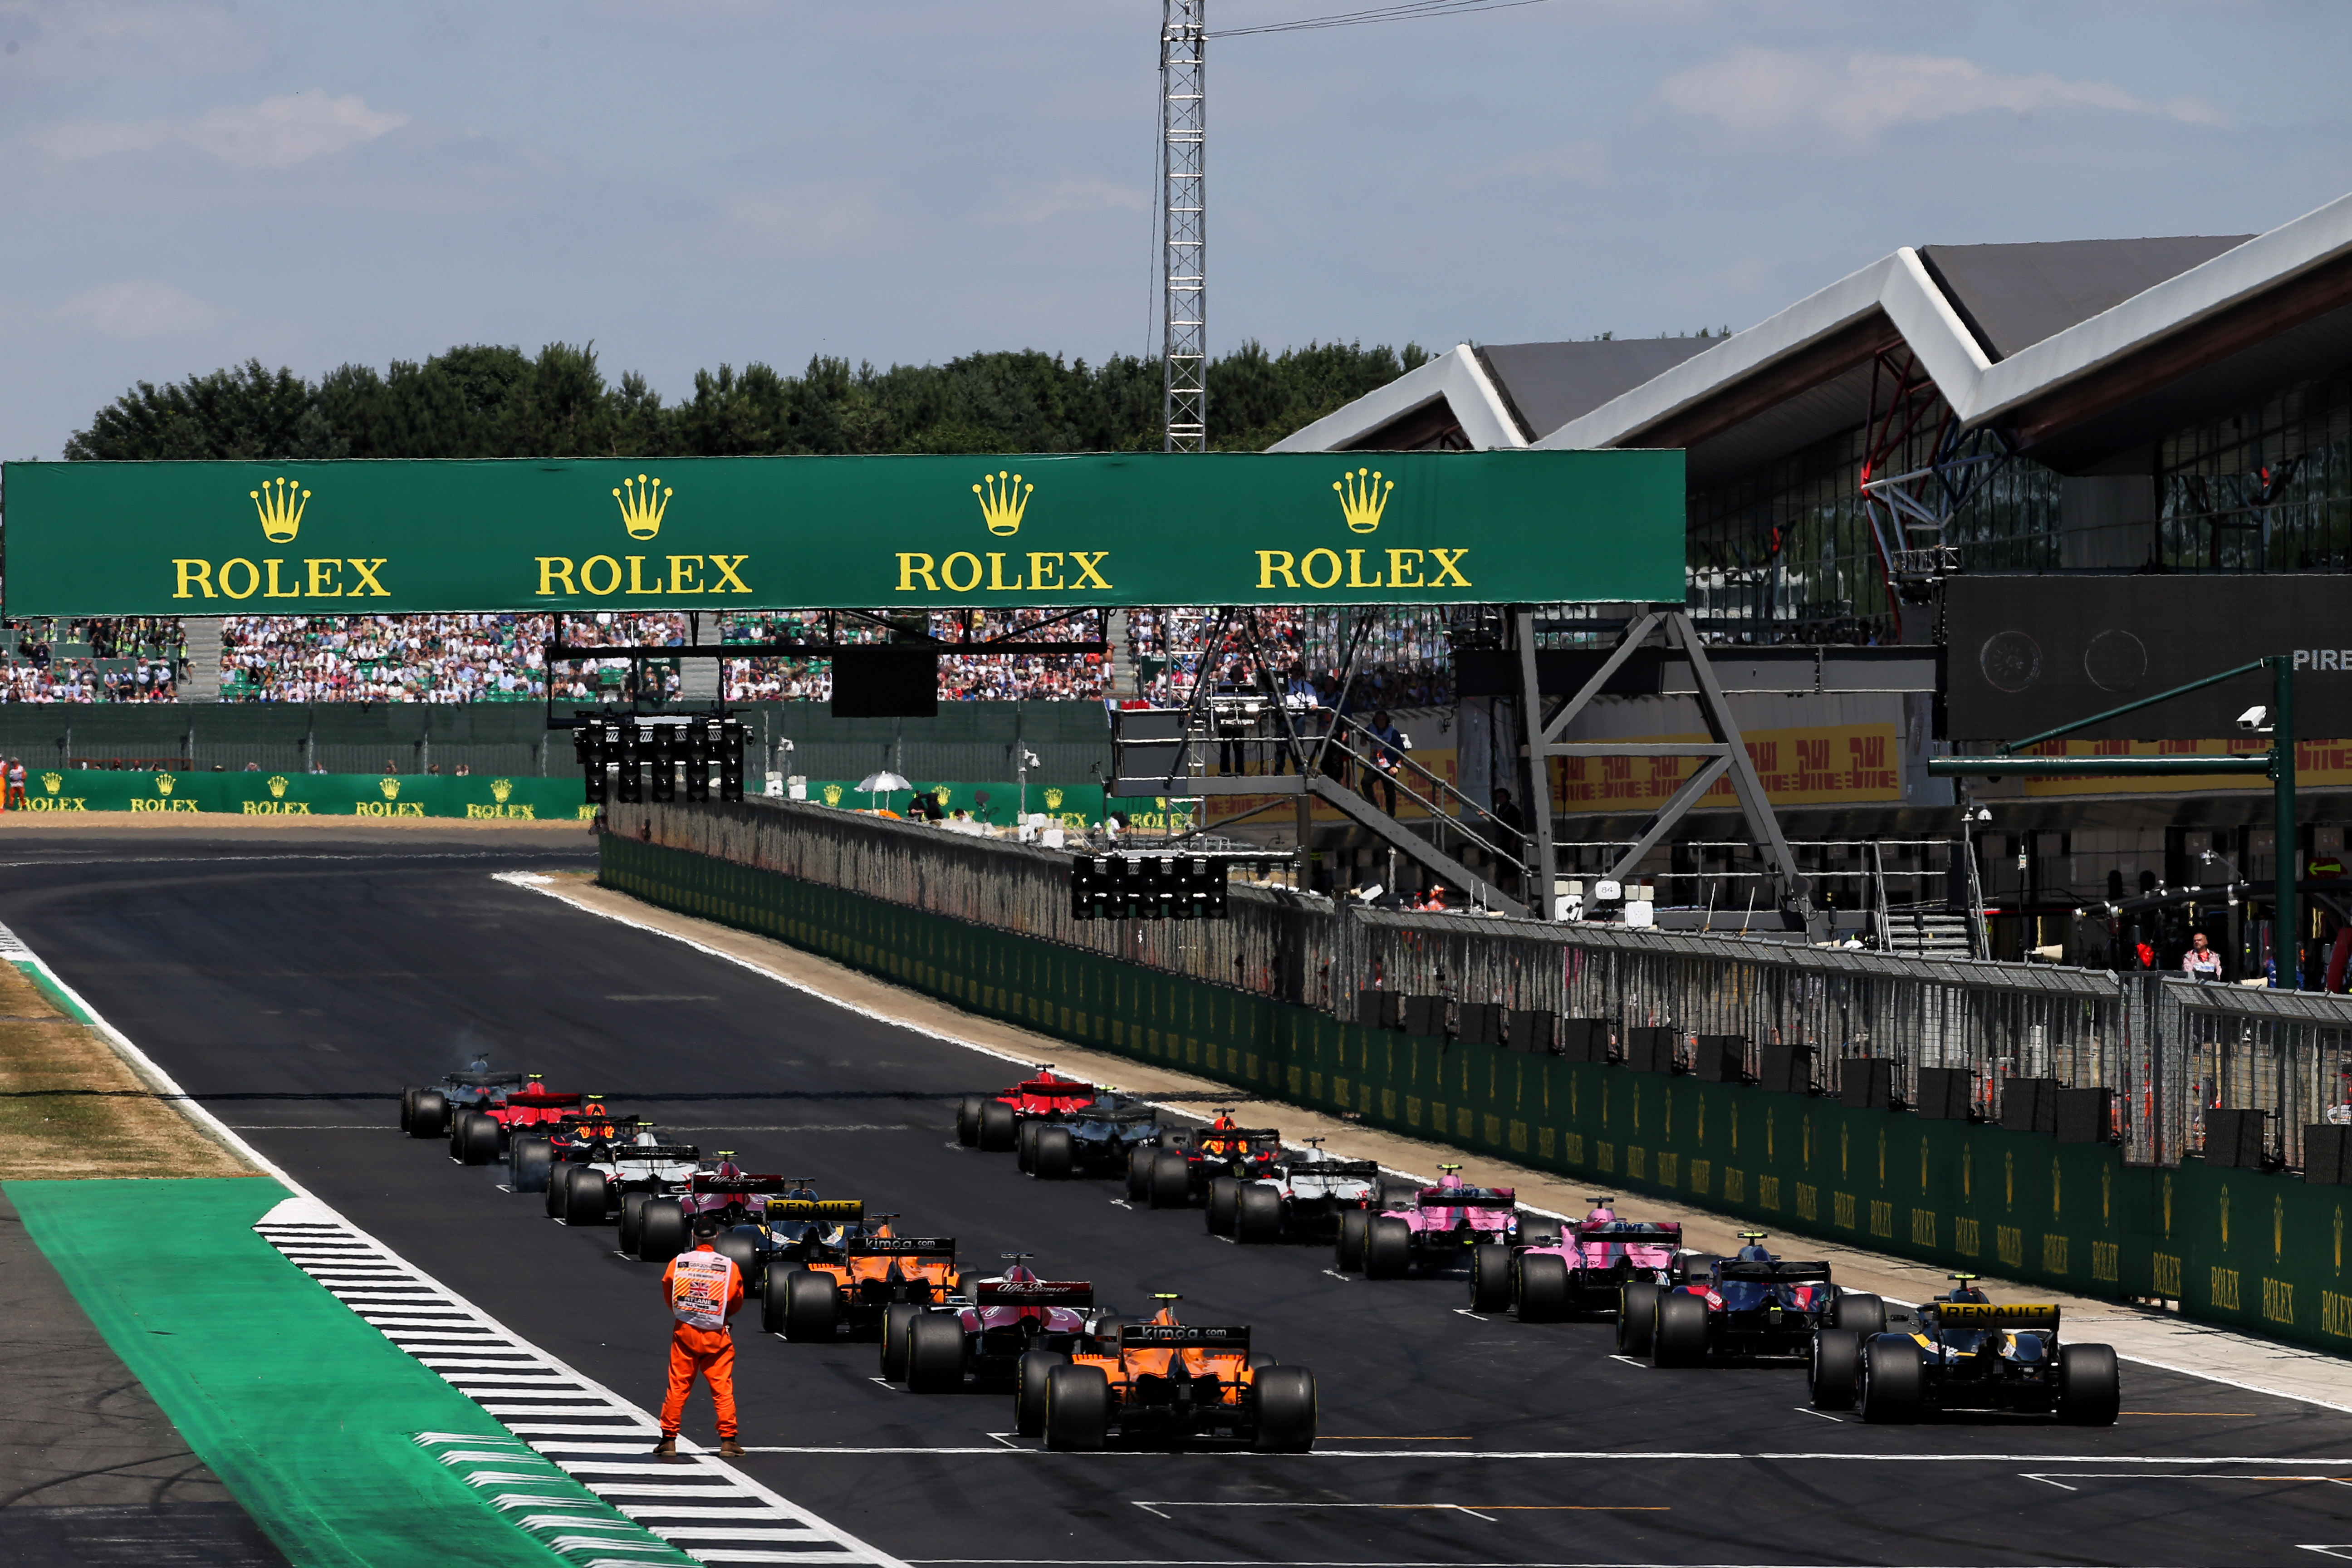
[[857, 770, 912, 811]]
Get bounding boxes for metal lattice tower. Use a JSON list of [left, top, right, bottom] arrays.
[[1160, 0, 1206, 452]]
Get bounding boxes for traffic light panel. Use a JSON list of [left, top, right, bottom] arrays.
[[616, 720, 645, 803], [719, 720, 745, 801], [1070, 854, 1228, 921], [650, 723, 679, 803], [685, 720, 712, 803], [578, 721, 608, 804]]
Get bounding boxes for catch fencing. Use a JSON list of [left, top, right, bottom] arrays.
[[613, 795, 2352, 1172]]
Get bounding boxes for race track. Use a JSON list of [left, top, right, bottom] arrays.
[[7, 833, 2350, 1568]]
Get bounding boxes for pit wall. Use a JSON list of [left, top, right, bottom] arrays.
[[598, 831, 2352, 1358]]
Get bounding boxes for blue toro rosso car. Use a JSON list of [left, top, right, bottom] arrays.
[[1810, 1274, 2120, 1425], [1620, 1232, 1882, 1365]]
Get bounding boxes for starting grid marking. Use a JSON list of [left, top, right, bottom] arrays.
[[255, 1196, 904, 1568]]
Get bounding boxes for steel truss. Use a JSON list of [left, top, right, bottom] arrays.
[[1160, 0, 1207, 452], [1857, 349, 2014, 620]]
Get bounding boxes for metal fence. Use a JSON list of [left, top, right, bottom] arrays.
[[617, 796, 2352, 1171]]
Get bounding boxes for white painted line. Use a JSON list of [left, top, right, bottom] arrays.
[[1794, 1407, 1844, 1423], [1607, 1355, 1647, 1368], [1322, 1269, 1352, 1282]]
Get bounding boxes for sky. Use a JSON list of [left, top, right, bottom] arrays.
[[3, 0, 2349, 459]]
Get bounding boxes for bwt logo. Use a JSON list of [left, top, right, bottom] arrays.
[[2293, 650, 2352, 671]]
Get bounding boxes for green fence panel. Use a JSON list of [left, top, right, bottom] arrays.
[[12, 768, 586, 818]]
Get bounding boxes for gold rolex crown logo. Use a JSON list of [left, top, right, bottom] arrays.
[[1043, 787, 1064, 809], [251, 476, 310, 543], [974, 470, 1032, 536], [822, 783, 843, 806], [380, 776, 401, 799], [491, 778, 513, 803], [40, 773, 60, 795], [267, 774, 288, 798], [1334, 467, 1393, 534], [155, 773, 175, 795], [613, 474, 672, 540]]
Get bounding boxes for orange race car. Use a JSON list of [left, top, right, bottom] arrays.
[[767, 1218, 963, 1346], [1037, 1294, 1316, 1452]]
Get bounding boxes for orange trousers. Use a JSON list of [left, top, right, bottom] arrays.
[[660, 1328, 737, 1438]]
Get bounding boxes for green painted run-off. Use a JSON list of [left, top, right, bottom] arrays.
[[603, 832, 2352, 1360]]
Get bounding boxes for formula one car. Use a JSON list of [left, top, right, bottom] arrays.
[[1623, 1232, 1879, 1365], [1496, 1199, 1683, 1320], [1137, 1117, 1285, 1217], [400, 1059, 523, 1142], [1038, 1294, 1316, 1452], [1343, 1166, 1517, 1278], [1025, 1091, 1168, 1181], [955, 1065, 1096, 1152], [766, 1227, 963, 1348], [1810, 1274, 2119, 1425], [888, 1254, 1130, 1397], [1232, 1139, 1379, 1245], [545, 1124, 703, 1230], [446, 1076, 589, 1167], [619, 1161, 795, 1268], [695, 1186, 863, 1293], [506, 1099, 642, 1193]]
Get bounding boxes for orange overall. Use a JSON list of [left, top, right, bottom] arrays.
[[659, 1244, 745, 1439]]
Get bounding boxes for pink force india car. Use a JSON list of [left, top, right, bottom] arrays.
[[1338, 1164, 1517, 1279], [1473, 1198, 1685, 1319]]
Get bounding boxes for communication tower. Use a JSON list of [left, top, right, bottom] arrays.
[[1160, 0, 1207, 451]]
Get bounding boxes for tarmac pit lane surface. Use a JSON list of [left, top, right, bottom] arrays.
[[6, 836, 2352, 1568]]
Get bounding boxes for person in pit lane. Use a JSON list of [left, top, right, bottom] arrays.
[[657, 1213, 747, 1459]]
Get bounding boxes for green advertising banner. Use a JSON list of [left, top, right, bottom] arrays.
[[0, 451, 1686, 617], [8, 769, 587, 819], [798, 779, 1111, 828]]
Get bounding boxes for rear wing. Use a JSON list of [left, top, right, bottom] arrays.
[[1194, 1129, 1283, 1151], [1576, 1220, 1682, 1240], [846, 1235, 956, 1258], [976, 1280, 1094, 1306], [1938, 1302, 2059, 1329], [447, 1071, 526, 1089], [1009, 1079, 1094, 1100], [691, 1174, 796, 1196], [611, 1142, 702, 1162], [1289, 1159, 1380, 1179], [1119, 1323, 1250, 1352], [503, 1091, 586, 1109], [1719, 1260, 1832, 1284], [1420, 1186, 1516, 1208], [765, 1197, 864, 1224]]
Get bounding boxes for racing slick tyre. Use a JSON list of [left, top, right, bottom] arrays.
[[1251, 1366, 1318, 1453], [906, 1313, 967, 1394], [956, 1095, 985, 1147], [1235, 1184, 1283, 1244], [881, 1303, 922, 1381], [457, 1112, 501, 1166], [761, 1266, 799, 1336], [545, 1163, 575, 1220], [1515, 1253, 1570, 1323], [1469, 1244, 1513, 1313], [784, 1270, 840, 1343], [978, 1101, 1017, 1152], [1618, 1281, 1661, 1355], [1015, 1119, 1041, 1174], [510, 1138, 553, 1194], [1043, 1363, 1110, 1451], [1363, 1216, 1411, 1279], [714, 1230, 762, 1293], [1859, 1333, 1925, 1424], [1126, 1147, 1152, 1203], [1090, 1316, 1132, 1354], [563, 1168, 611, 1226], [1652, 1291, 1709, 1367], [1831, 1292, 1886, 1335], [1809, 1328, 1862, 1410], [409, 1090, 448, 1141], [637, 1199, 686, 1263], [399, 1087, 417, 1132], [1148, 1149, 1191, 1210], [1015, 1349, 1070, 1436], [1334, 1210, 1370, 1273], [618, 1191, 650, 1254], [1206, 1176, 1241, 1236], [1033, 1126, 1076, 1181], [2057, 1343, 2121, 1426]]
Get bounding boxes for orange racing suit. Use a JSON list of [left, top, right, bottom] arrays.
[[659, 1243, 745, 1439]]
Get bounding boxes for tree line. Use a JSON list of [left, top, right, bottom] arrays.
[[64, 339, 1431, 461]]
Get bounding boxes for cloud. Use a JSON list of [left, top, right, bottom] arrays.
[[1658, 48, 2227, 139], [54, 280, 220, 338], [31, 92, 408, 169], [1454, 141, 1608, 187], [978, 176, 1148, 227], [0, 0, 266, 79]]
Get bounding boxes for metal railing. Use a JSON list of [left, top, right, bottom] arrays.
[[614, 796, 2352, 1171]]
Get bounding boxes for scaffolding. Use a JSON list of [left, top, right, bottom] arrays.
[[1160, 0, 1207, 452]]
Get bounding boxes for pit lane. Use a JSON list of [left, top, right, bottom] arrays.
[[7, 833, 2351, 1568]]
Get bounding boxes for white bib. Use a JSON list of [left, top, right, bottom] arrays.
[[669, 1249, 738, 1331]]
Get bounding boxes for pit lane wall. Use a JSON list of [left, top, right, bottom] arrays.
[[598, 804, 2351, 1359]]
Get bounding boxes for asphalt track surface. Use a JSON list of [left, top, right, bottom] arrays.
[[9, 834, 2352, 1568]]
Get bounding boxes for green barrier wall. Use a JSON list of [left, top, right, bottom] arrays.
[[602, 833, 2352, 1359], [9, 768, 587, 818], [798, 780, 1110, 829]]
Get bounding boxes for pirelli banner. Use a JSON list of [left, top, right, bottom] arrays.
[[0, 451, 1686, 617]]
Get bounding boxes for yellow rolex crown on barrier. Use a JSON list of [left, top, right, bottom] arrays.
[[1334, 467, 1392, 534], [250, 476, 310, 544], [612, 474, 671, 540], [974, 470, 1032, 536]]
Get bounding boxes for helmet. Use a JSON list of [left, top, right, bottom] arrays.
[[1735, 1230, 1774, 1263]]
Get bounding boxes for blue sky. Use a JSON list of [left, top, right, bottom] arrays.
[[3, 0, 2347, 458]]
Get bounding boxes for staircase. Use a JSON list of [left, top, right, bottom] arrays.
[[1886, 910, 1976, 959]]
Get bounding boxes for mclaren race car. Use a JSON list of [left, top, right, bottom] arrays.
[[766, 1225, 963, 1346], [1038, 1294, 1316, 1452], [1811, 1274, 2120, 1425]]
